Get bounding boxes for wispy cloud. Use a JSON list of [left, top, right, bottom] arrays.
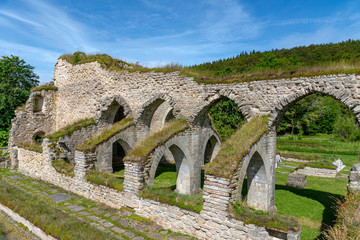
[[275, 17, 340, 26]]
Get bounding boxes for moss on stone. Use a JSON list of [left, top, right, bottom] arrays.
[[76, 118, 134, 152], [125, 118, 189, 164], [45, 118, 96, 142], [229, 202, 299, 232], [18, 142, 43, 153], [204, 116, 269, 178], [52, 159, 75, 177], [31, 82, 58, 92]]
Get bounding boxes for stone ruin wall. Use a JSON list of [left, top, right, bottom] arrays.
[[16, 141, 300, 240], [8, 58, 360, 240]]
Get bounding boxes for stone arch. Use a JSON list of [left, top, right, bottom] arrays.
[[137, 94, 178, 132], [96, 95, 132, 125], [201, 132, 221, 165], [232, 134, 272, 211], [270, 88, 360, 129], [33, 95, 44, 113], [192, 93, 247, 127], [95, 130, 135, 173], [245, 151, 268, 210], [146, 136, 196, 194], [33, 131, 45, 144], [112, 139, 130, 171]]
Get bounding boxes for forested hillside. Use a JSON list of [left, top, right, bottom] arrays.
[[188, 39, 360, 83]]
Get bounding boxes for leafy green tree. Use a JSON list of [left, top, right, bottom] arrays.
[[0, 55, 39, 145], [209, 99, 245, 141]]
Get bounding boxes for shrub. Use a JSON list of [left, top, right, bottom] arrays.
[[31, 82, 58, 92], [324, 194, 360, 240]]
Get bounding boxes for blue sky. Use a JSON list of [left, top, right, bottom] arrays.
[[1, 0, 360, 82]]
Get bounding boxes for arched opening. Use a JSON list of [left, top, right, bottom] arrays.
[[274, 92, 360, 239], [33, 131, 45, 144], [204, 135, 220, 163], [113, 106, 125, 123], [151, 144, 193, 195], [141, 99, 174, 132], [245, 152, 267, 210], [33, 95, 44, 112], [100, 100, 128, 125], [112, 139, 129, 172]]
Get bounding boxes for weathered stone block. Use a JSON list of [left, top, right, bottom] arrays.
[[286, 173, 307, 189]]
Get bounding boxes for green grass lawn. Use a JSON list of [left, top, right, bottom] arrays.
[[277, 133, 360, 174], [151, 161, 348, 239]]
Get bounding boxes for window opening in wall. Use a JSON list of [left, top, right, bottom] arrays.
[[33, 131, 45, 144], [33, 96, 44, 112], [114, 106, 125, 123]]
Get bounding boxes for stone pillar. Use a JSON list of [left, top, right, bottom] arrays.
[[266, 129, 277, 212], [74, 150, 96, 181], [201, 174, 231, 219], [123, 161, 145, 195], [348, 163, 360, 194]]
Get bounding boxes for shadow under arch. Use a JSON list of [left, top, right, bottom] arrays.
[[97, 95, 132, 125], [275, 183, 344, 238], [137, 95, 177, 132]]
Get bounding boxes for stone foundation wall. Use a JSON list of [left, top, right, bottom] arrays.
[[15, 147, 300, 240], [296, 167, 337, 178]]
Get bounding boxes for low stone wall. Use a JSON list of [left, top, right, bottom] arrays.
[[15, 147, 300, 240], [348, 163, 360, 194], [296, 166, 337, 178]]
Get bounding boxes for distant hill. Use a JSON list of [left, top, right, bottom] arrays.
[[187, 39, 360, 83]]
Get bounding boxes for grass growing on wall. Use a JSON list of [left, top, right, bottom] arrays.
[[31, 82, 58, 92], [125, 118, 189, 163], [204, 116, 269, 178], [18, 142, 43, 153], [229, 202, 299, 232], [0, 175, 112, 239], [86, 169, 125, 192], [140, 187, 204, 213], [51, 159, 75, 177], [45, 118, 96, 142], [76, 118, 134, 152], [60, 40, 360, 84]]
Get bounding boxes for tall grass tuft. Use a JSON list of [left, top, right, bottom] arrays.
[[324, 193, 360, 240]]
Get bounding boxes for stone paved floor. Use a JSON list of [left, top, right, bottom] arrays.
[[1, 170, 196, 240]]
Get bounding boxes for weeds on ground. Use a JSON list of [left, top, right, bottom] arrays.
[[0, 176, 112, 239], [77, 118, 134, 152], [324, 193, 360, 240]]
